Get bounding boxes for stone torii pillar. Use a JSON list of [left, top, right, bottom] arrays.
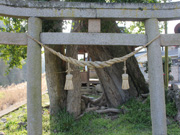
[[145, 18, 167, 135], [27, 17, 42, 135]]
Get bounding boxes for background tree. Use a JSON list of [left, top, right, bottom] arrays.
[[0, 17, 27, 72]]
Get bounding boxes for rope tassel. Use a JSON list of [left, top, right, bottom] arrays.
[[122, 61, 130, 90], [64, 63, 74, 90]]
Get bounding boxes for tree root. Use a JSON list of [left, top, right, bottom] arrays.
[[81, 93, 107, 107], [141, 93, 149, 98], [76, 106, 100, 120], [79, 93, 122, 120], [85, 106, 99, 113], [95, 108, 123, 114], [77, 107, 122, 120]]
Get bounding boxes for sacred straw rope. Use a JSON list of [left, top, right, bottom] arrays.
[[27, 34, 160, 69]]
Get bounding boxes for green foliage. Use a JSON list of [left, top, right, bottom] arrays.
[[0, 16, 27, 73], [124, 21, 146, 34]]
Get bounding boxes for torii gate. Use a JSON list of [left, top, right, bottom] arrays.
[[1, 0, 180, 135]]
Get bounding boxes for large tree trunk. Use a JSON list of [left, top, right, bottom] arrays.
[[43, 0, 81, 116], [87, 45, 148, 107], [44, 19, 81, 116], [87, 20, 148, 107], [70, 20, 148, 107], [43, 18, 68, 115], [45, 45, 67, 115]]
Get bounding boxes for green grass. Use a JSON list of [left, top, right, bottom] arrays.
[[0, 95, 180, 135], [0, 106, 28, 135]]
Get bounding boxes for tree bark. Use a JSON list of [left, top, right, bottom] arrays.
[[44, 0, 80, 117], [87, 45, 148, 107], [45, 45, 67, 115], [85, 20, 148, 107], [43, 17, 68, 115], [44, 19, 82, 116], [66, 20, 84, 117], [66, 45, 81, 117]]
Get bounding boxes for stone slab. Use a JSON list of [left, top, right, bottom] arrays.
[[160, 34, 180, 46], [0, 32, 180, 46], [0, 32, 27, 45], [40, 33, 147, 46], [0, 0, 180, 21]]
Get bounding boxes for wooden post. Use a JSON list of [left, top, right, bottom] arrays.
[[145, 19, 167, 135], [27, 17, 42, 135]]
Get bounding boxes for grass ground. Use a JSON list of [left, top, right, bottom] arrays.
[[0, 74, 47, 111], [0, 94, 180, 135]]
